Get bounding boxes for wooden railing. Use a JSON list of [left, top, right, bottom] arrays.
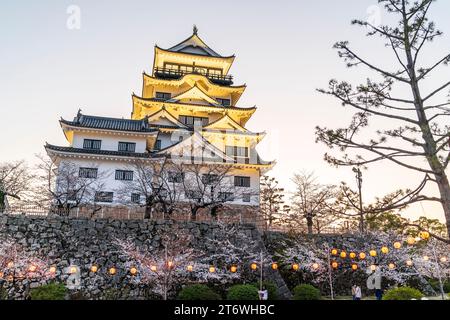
[[154, 67, 233, 85]]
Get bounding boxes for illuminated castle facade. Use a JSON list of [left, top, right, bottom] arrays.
[[46, 28, 273, 212]]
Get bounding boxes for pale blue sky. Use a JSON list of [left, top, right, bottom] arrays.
[[1, 1, 449, 221]]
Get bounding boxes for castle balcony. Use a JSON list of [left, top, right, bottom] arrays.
[[154, 67, 234, 86]]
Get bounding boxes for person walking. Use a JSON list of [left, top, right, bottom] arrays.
[[375, 288, 383, 300], [354, 285, 362, 300], [351, 285, 356, 300]]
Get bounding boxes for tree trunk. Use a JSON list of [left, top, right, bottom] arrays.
[[306, 216, 313, 234], [435, 173, 450, 236], [144, 205, 152, 219]]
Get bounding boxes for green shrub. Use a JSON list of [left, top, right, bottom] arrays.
[[0, 287, 7, 300], [178, 284, 221, 300], [29, 283, 67, 300], [292, 284, 321, 300], [227, 284, 259, 300], [251, 281, 279, 300], [383, 287, 424, 300]]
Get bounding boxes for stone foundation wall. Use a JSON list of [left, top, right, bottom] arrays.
[[0, 214, 288, 300]]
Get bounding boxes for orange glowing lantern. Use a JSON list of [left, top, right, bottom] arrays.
[[359, 252, 366, 260], [369, 250, 377, 257], [394, 242, 402, 249], [340, 251, 347, 259], [69, 266, 77, 274], [7, 261, 14, 268], [381, 247, 389, 254], [406, 260, 413, 267], [370, 265, 377, 272], [271, 263, 278, 270], [351, 264, 358, 271], [407, 236, 416, 245], [49, 266, 57, 274], [209, 266, 216, 273], [388, 263, 395, 270], [151, 265, 157, 272], [419, 231, 430, 240], [292, 264, 299, 271], [331, 249, 338, 256], [187, 265, 194, 272], [331, 261, 338, 269], [230, 265, 237, 273], [423, 256, 429, 262], [250, 263, 258, 271], [440, 257, 448, 263], [90, 265, 98, 273], [130, 267, 138, 276], [109, 267, 116, 275], [349, 252, 357, 259], [167, 261, 175, 269], [28, 265, 37, 273]]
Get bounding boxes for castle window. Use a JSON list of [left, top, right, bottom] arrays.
[[216, 98, 231, 107], [219, 192, 234, 202], [226, 146, 249, 158], [83, 139, 101, 150], [202, 174, 219, 185], [179, 115, 209, 127], [94, 192, 113, 203], [154, 140, 162, 150], [155, 92, 171, 100], [131, 193, 141, 204], [115, 170, 134, 181], [234, 176, 251, 188], [185, 190, 202, 200], [168, 171, 184, 183], [79, 167, 98, 179], [118, 142, 136, 152]]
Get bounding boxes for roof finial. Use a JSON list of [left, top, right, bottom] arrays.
[[193, 24, 198, 35]]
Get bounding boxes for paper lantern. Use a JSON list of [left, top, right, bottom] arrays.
[[440, 257, 448, 263], [359, 252, 366, 260], [406, 260, 413, 267], [209, 266, 216, 273], [331, 261, 338, 269], [130, 267, 138, 276], [230, 265, 237, 273], [7, 261, 14, 268], [407, 236, 416, 245], [370, 265, 377, 272], [331, 249, 338, 256], [271, 263, 278, 270], [90, 265, 98, 273], [349, 252, 357, 259], [394, 242, 402, 249], [381, 247, 389, 254], [0, 272, 4, 278], [69, 266, 77, 274], [292, 264, 299, 271], [28, 265, 37, 273], [109, 267, 116, 275], [150, 265, 157, 272], [419, 231, 430, 240], [250, 263, 258, 271], [340, 251, 347, 258], [388, 263, 395, 270], [369, 250, 377, 257], [167, 261, 175, 269], [351, 264, 358, 271], [312, 263, 319, 270], [49, 266, 57, 274], [187, 265, 194, 272], [423, 256, 429, 262]]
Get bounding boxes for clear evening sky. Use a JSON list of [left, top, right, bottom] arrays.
[[1, 1, 449, 221]]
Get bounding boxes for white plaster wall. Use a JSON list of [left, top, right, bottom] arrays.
[[72, 132, 147, 153], [58, 158, 261, 206]]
